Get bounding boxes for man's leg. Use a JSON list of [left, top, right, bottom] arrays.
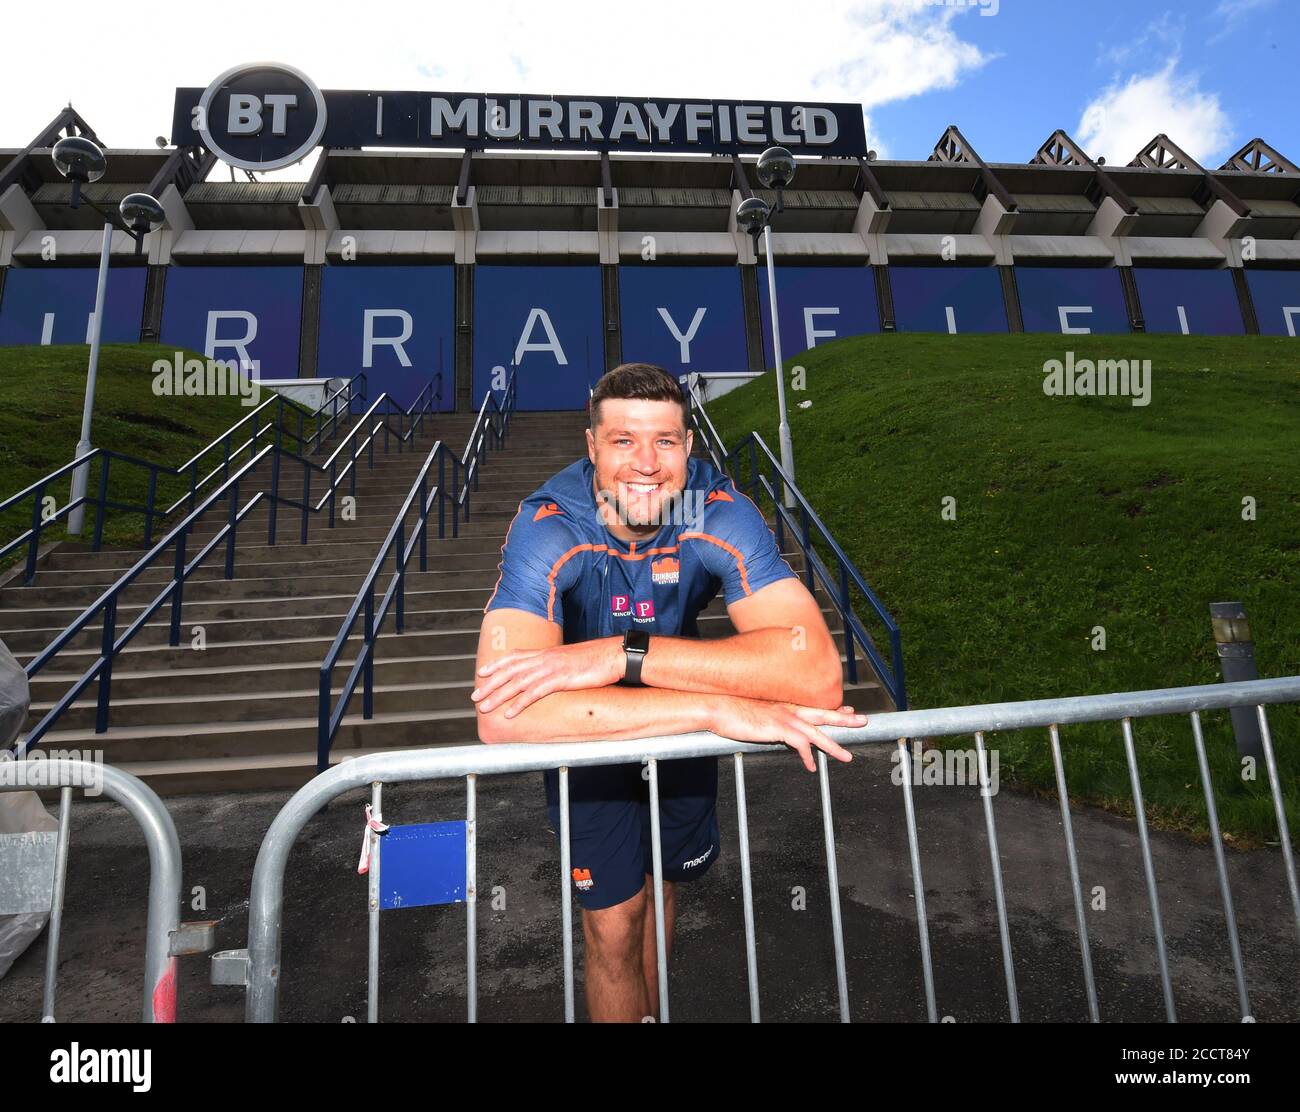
[[583, 888, 650, 1022], [641, 876, 677, 1019]]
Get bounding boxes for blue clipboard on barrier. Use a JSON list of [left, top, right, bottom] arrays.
[[378, 821, 467, 910]]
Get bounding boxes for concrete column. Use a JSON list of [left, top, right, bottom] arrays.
[[148, 183, 193, 267], [452, 186, 479, 265], [1087, 197, 1137, 267], [853, 191, 890, 264], [974, 194, 1017, 266], [298, 183, 338, 266], [729, 191, 756, 265], [455, 262, 474, 411], [1196, 199, 1252, 267], [597, 186, 619, 266], [0, 183, 42, 267]]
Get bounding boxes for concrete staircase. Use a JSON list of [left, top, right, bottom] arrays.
[[1, 411, 888, 793]]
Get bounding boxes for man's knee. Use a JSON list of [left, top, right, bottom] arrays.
[[584, 889, 647, 962]]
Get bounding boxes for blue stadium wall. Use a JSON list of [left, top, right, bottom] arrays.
[[0, 261, 1293, 410]]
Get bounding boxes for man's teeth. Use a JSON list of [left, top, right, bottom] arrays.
[[626, 483, 659, 493]]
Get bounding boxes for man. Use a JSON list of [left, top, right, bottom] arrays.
[[472, 362, 866, 1022]]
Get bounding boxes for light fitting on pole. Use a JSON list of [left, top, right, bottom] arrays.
[[756, 145, 796, 212], [51, 135, 106, 209], [119, 192, 165, 255], [735, 195, 770, 239]]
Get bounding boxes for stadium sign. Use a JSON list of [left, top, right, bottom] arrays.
[[173, 64, 868, 168]]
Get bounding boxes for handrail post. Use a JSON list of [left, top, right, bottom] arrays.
[[771, 454, 786, 552], [839, 560, 858, 685], [26, 480, 45, 584], [188, 460, 199, 515], [169, 528, 188, 647], [363, 585, 375, 719], [395, 519, 406, 634], [95, 595, 117, 734], [300, 463, 311, 545], [267, 427, 282, 546], [419, 471, 429, 572], [225, 479, 240, 580], [799, 503, 814, 591], [328, 460, 337, 528], [452, 455, 460, 538], [92, 453, 110, 551], [437, 449, 446, 540], [317, 668, 332, 773]]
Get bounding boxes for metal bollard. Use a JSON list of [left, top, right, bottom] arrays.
[[1210, 602, 1263, 760]]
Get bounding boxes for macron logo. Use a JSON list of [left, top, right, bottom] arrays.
[[533, 503, 562, 521], [705, 489, 733, 505]]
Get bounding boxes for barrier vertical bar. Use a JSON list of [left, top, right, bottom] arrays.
[[733, 753, 761, 1023], [466, 774, 478, 1023], [1255, 706, 1300, 946], [898, 737, 938, 1021], [367, 782, 382, 1024], [224, 479, 239, 580], [646, 757, 669, 1023], [816, 751, 850, 1022], [41, 786, 73, 1021], [974, 731, 1020, 1022], [1188, 712, 1251, 1019], [1120, 718, 1177, 1022], [1048, 725, 1100, 1022], [559, 766, 575, 1023], [168, 529, 187, 647]]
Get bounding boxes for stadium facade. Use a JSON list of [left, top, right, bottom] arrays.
[[1, 64, 1298, 411]]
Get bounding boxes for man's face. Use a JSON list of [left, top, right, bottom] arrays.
[[586, 397, 693, 536]]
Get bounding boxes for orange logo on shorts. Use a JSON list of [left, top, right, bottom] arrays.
[[572, 867, 594, 891]]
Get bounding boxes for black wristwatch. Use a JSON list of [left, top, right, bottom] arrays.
[[621, 629, 651, 686]]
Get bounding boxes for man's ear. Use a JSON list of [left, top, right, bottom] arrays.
[[585, 426, 596, 465], [685, 427, 694, 457]]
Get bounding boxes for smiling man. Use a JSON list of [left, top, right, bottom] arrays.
[[472, 362, 865, 1022]]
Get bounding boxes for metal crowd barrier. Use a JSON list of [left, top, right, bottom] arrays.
[[213, 675, 1300, 1023], [0, 758, 211, 1021]]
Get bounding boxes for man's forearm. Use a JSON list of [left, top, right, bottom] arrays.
[[639, 630, 842, 708], [478, 684, 723, 745]]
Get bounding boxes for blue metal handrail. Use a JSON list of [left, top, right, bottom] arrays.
[[685, 381, 907, 710], [458, 373, 518, 523], [316, 373, 519, 771], [17, 447, 274, 753], [0, 372, 371, 584], [13, 378, 445, 753]]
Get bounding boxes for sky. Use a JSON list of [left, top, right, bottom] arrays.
[[1, 0, 1295, 174]]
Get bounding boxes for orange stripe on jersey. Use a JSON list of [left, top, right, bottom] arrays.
[[483, 501, 526, 614], [607, 544, 680, 563], [547, 544, 608, 622], [680, 531, 752, 596]]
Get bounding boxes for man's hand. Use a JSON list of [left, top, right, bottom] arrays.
[[472, 636, 624, 717], [708, 697, 866, 772]]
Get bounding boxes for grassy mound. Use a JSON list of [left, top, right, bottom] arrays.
[[707, 333, 1299, 842], [0, 343, 298, 559]]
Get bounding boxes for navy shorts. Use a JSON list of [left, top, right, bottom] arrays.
[[544, 757, 721, 911]]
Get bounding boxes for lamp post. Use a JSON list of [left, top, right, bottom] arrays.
[[51, 136, 164, 534], [736, 146, 797, 507]]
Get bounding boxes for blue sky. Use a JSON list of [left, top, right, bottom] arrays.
[[875, 0, 1297, 164], [1, 1, 1295, 173]]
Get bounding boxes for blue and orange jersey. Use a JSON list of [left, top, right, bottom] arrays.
[[485, 457, 796, 641]]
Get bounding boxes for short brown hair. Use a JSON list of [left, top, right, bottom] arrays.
[[589, 363, 687, 428]]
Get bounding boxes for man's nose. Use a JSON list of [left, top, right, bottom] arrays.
[[632, 443, 660, 472]]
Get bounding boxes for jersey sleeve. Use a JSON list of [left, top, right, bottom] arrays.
[[685, 480, 798, 606], [483, 498, 584, 626]]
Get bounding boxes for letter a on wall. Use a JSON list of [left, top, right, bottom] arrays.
[[473, 266, 603, 410]]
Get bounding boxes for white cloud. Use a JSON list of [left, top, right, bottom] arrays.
[[1076, 61, 1232, 166], [0, 1, 990, 175]]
